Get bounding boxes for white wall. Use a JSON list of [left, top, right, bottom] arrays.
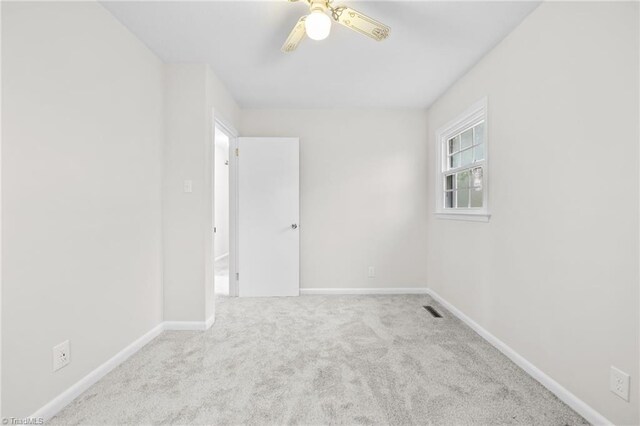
[[214, 130, 230, 260], [2, 1, 164, 417], [241, 109, 428, 290], [162, 64, 209, 323], [163, 64, 240, 323], [425, 2, 639, 425], [3, 1, 636, 423]]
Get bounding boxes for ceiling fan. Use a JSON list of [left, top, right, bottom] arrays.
[[281, 0, 390, 52]]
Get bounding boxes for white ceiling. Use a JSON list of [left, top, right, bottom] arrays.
[[101, 1, 540, 108]]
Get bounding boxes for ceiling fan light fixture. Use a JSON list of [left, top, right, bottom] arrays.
[[305, 10, 331, 41], [281, 0, 390, 53]]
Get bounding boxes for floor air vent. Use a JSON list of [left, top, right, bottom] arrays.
[[423, 306, 442, 318]]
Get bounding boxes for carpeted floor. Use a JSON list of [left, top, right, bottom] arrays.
[[50, 295, 587, 425]]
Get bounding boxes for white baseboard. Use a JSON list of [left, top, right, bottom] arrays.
[[300, 287, 429, 295], [30, 316, 217, 421], [30, 290, 611, 426], [214, 252, 229, 262], [163, 317, 213, 331], [163, 321, 206, 331], [205, 313, 216, 330], [31, 323, 164, 421], [425, 288, 612, 426]]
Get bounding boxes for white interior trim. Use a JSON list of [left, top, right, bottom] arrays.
[[434, 212, 491, 222], [214, 114, 238, 139], [163, 319, 209, 331], [229, 134, 239, 297], [30, 289, 610, 425], [30, 323, 164, 421], [205, 313, 216, 330], [163, 321, 207, 331], [426, 288, 612, 426], [434, 97, 490, 220], [214, 116, 240, 298], [300, 287, 429, 295], [29, 318, 218, 421]]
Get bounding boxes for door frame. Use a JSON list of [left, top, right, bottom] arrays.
[[213, 115, 239, 297]]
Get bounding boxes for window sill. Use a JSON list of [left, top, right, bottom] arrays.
[[435, 212, 491, 222]]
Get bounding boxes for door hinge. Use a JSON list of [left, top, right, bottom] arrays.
[[236, 272, 239, 280], [214, 227, 217, 233], [235, 148, 239, 157]]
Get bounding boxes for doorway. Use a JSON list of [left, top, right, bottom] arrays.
[[214, 124, 232, 296], [213, 129, 300, 298]]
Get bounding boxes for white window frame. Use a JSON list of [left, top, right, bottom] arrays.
[[435, 97, 490, 222]]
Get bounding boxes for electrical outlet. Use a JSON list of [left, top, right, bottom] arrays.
[[183, 179, 193, 193], [610, 366, 630, 401], [53, 340, 70, 372], [368, 266, 375, 278]]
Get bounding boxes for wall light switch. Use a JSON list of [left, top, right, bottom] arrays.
[[53, 340, 70, 372], [610, 366, 630, 401], [183, 180, 193, 193]]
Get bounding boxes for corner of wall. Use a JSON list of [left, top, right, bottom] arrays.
[[162, 63, 241, 323]]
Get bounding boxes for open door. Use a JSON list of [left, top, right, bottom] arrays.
[[238, 137, 299, 297]]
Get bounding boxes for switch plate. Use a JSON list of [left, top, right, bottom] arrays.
[[368, 266, 375, 278], [610, 366, 630, 401], [183, 180, 193, 193], [53, 340, 70, 372]]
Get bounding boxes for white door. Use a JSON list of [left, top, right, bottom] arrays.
[[238, 137, 299, 297]]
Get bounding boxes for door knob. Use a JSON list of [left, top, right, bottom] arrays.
[[291, 224, 298, 229]]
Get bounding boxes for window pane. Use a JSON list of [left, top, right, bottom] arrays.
[[461, 148, 473, 167], [474, 122, 485, 146], [473, 144, 484, 162], [456, 170, 469, 189], [448, 136, 460, 154], [440, 114, 487, 213], [470, 187, 483, 207], [456, 189, 469, 208], [445, 191, 454, 208], [471, 167, 483, 188], [461, 129, 473, 149], [445, 174, 454, 190], [450, 152, 461, 169]]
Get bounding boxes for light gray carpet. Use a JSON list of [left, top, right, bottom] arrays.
[[50, 295, 587, 425]]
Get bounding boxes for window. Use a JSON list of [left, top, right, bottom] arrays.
[[435, 98, 489, 221]]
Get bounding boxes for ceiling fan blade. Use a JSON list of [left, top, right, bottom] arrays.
[[281, 16, 307, 53], [332, 6, 390, 41]]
